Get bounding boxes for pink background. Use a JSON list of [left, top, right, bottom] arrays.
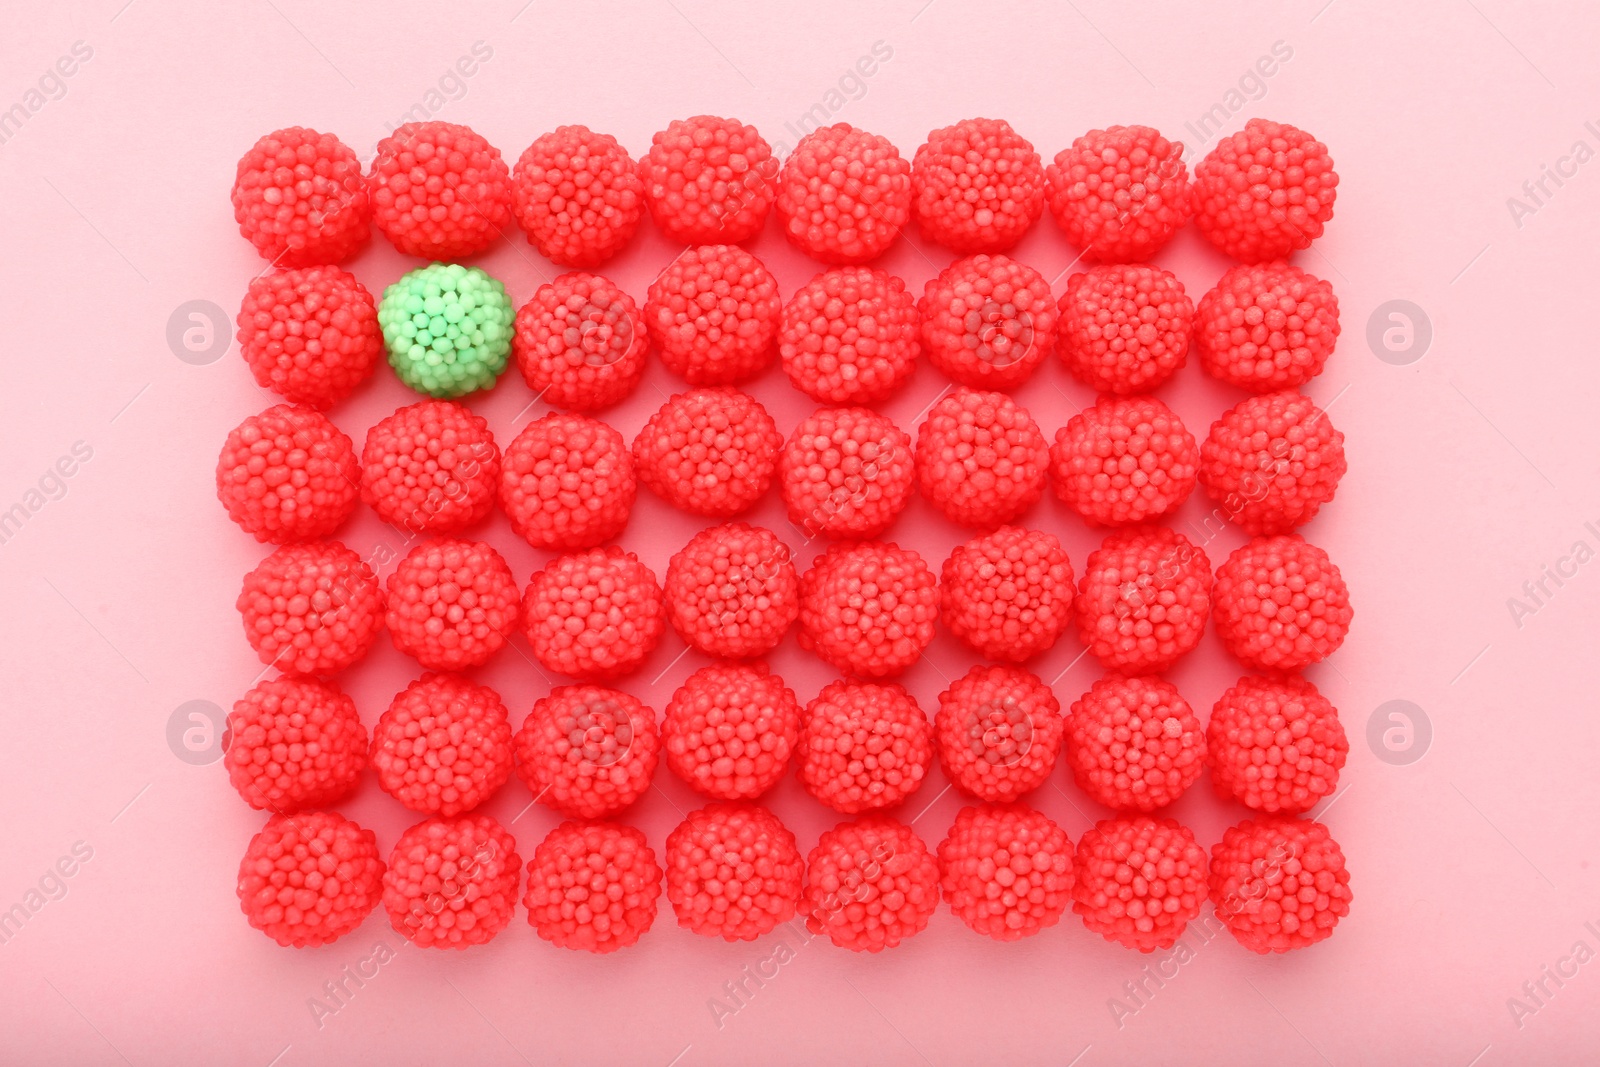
[[3, 1, 1598, 1063]]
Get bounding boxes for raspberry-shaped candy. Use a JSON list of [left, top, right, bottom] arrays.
[[798, 681, 933, 814], [1197, 262, 1340, 393], [1045, 125, 1190, 262], [237, 811, 383, 948], [237, 267, 381, 410], [524, 820, 661, 953], [1075, 527, 1212, 674], [633, 388, 781, 517], [776, 123, 911, 263], [1057, 264, 1193, 395], [360, 400, 500, 535], [499, 413, 635, 549], [665, 804, 803, 941], [938, 804, 1074, 940], [639, 115, 775, 244], [1208, 675, 1348, 814], [378, 263, 515, 399], [1193, 119, 1338, 263], [663, 664, 799, 801], [1050, 396, 1198, 527], [217, 404, 359, 544], [934, 665, 1063, 802], [514, 685, 660, 818], [916, 389, 1049, 528], [918, 255, 1057, 390], [645, 245, 781, 385], [384, 539, 518, 671], [1210, 816, 1352, 953], [373, 674, 514, 817], [798, 541, 939, 679], [237, 542, 383, 677], [521, 548, 665, 680], [1073, 815, 1206, 952], [1065, 676, 1205, 812], [369, 121, 512, 259], [383, 814, 521, 948], [1213, 535, 1352, 672], [1200, 390, 1346, 535], [512, 272, 647, 412], [778, 407, 915, 539], [224, 676, 367, 812], [232, 127, 369, 267], [804, 817, 940, 952], [663, 523, 799, 659], [511, 125, 642, 267], [941, 527, 1074, 663], [779, 267, 920, 405], [912, 118, 1045, 254]]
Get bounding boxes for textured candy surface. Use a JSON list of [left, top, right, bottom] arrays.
[[779, 267, 920, 405], [803, 817, 940, 951], [383, 814, 521, 948], [237, 811, 383, 947], [378, 263, 514, 398], [645, 245, 781, 385], [915, 388, 1049, 528], [369, 121, 511, 259], [797, 680, 933, 814], [1212, 535, 1352, 672], [938, 804, 1074, 940], [1064, 676, 1205, 812], [1072, 815, 1207, 952], [1074, 527, 1212, 674], [798, 541, 939, 679], [934, 665, 1063, 803], [912, 118, 1045, 254], [514, 684, 660, 818], [524, 820, 661, 953], [639, 115, 775, 244], [1057, 264, 1192, 395], [499, 412, 635, 550], [225, 676, 367, 812], [511, 125, 642, 267], [217, 404, 359, 544], [232, 127, 369, 267], [665, 803, 803, 941], [1050, 395, 1198, 527], [1197, 261, 1341, 393], [633, 388, 781, 517], [663, 663, 799, 800], [360, 400, 499, 535], [778, 406, 915, 539], [385, 538, 519, 671], [663, 523, 799, 659], [918, 255, 1057, 390], [372, 673, 514, 817], [776, 123, 910, 263], [1209, 816, 1352, 953], [1045, 125, 1190, 262], [237, 541, 383, 677], [520, 548, 665, 680], [513, 272, 647, 411], [1193, 118, 1338, 262], [237, 267, 381, 410], [1207, 675, 1348, 814], [1200, 390, 1346, 534], [940, 526, 1074, 663]]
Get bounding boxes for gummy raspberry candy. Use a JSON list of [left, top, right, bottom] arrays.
[[224, 676, 367, 813], [524, 820, 662, 953], [1196, 261, 1340, 393], [512, 271, 647, 412], [216, 404, 359, 544], [778, 266, 920, 405], [372, 673, 514, 817], [776, 123, 911, 264], [663, 524, 799, 659], [1212, 535, 1352, 672], [633, 388, 781, 518], [360, 400, 500, 535], [797, 681, 933, 814], [384, 538, 519, 671], [514, 685, 660, 818], [1064, 675, 1205, 812], [511, 125, 643, 267], [1045, 125, 1190, 262], [521, 548, 666, 680], [915, 388, 1049, 529], [383, 814, 521, 948], [1057, 264, 1193, 396], [237, 267, 382, 410], [1072, 815, 1206, 952], [1050, 395, 1198, 527], [797, 541, 939, 679], [938, 804, 1074, 941], [1207, 674, 1348, 814], [940, 526, 1074, 663], [918, 255, 1057, 391], [934, 664, 1063, 803], [803, 816, 940, 952], [639, 115, 776, 245], [232, 127, 369, 267], [778, 406, 915, 540], [238, 542, 383, 677], [369, 121, 512, 260], [663, 664, 799, 801], [378, 263, 515, 399], [912, 118, 1045, 255], [499, 412, 636, 550], [665, 803, 803, 941], [1200, 390, 1346, 535], [237, 811, 383, 948], [1210, 815, 1352, 953], [1074, 527, 1212, 674], [644, 245, 781, 385], [1193, 118, 1338, 263]]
